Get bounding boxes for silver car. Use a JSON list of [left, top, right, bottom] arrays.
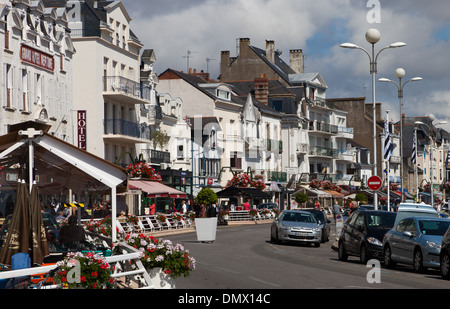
[[383, 216, 450, 272], [270, 210, 322, 247]]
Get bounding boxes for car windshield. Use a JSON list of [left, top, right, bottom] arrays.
[[281, 212, 316, 223], [367, 213, 396, 229], [418, 220, 450, 236]]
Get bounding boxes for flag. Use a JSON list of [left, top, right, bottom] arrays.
[[411, 130, 417, 164], [384, 116, 391, 161]]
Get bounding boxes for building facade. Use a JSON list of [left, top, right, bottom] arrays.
[[0, 0, 75, 141]]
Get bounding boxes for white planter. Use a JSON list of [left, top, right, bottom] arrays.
[[148, 267, 176, 289], [195, 217, 217, 242]]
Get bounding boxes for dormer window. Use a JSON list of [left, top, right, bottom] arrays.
[[216, 89, 230, 101]]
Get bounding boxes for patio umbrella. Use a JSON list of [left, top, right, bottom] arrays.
[[29, 184, 49, 265], [0, 182, 30, 266]]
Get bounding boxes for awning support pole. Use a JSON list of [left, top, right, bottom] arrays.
[[112, 186, 117, 242]]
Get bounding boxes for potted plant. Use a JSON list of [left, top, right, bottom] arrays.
[[249, 208, 259, 219], [121, 233, 196, 288], [156, 213, 167, 223], [194, 188, 218, 242], [219, 209, 230, 221], [54, 251, 115, 289]]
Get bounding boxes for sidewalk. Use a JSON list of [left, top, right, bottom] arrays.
[[148, 219, 273, 238]]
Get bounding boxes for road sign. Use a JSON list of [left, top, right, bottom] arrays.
[[367, 175, 382, 191]]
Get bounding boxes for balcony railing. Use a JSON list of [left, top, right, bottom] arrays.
[[309, 146, 337, 158], [103, 76, 151, 102], [308, 121, 338, 134], [104, 119, 151, 140], [269, 171, 287, 182], [145, 149, 171, 164]]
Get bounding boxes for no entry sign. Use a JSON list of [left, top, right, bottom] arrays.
[[367, 175, 382, 191]]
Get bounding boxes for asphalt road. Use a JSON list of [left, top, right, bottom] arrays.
[[163, 221, 450, 290]]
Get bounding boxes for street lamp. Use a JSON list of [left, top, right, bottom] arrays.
[[415, 116, 447, 207], [379, 68, 423, 202], [341, 28, 406, 210]]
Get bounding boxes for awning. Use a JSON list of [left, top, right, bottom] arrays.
[[323, 190, 344, 198], [216, 186, 271, 199], [293, 187, 332, 198], [128, 179, 187, 198]]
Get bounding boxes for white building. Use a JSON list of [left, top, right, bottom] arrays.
[[65, 0, 153, 166], [0, 0, 75, 140]]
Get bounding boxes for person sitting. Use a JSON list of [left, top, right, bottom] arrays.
[[58, 216, 86, 248]]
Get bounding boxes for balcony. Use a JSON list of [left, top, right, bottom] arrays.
[[308, 121, 338, 135], [103, 76, 151, 105], [103, 119, 151, 143], [309, 146, 337, 158], [145, 149, 171, 165], [246, 137, 267, 150], [337, 149, 354, 162], [267, 139, 283, 153], [297, 143, 308, 155], [337, 126, 354, 139]]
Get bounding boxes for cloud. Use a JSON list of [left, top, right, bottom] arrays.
[[120, 0, 450, 130]]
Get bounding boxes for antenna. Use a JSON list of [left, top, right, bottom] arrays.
[[183, 50, 198, 72], [206, 57, 216, 73]]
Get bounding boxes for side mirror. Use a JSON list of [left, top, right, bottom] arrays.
[[402, 231, 413, 238]]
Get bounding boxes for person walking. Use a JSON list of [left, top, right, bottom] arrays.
[[333, 203, 341, 221]]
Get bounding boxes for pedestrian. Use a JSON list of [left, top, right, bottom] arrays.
[[314, 200, 320, 210], [181, 200, 187, 214], [149, 202, 156, 215], [333, 203, 341, 221], [58, 215, 86, 247], [243, 200, 250, 211]]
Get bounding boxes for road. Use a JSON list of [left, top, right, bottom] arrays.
[[162, 221, 450, 290]]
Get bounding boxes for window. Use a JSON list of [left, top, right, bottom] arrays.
[[272, 100, 283, 112], [5, 64, 12, 108], [22, 69, 29, 111], [216, 89, 230, 100], [230, 152, 242, 169]]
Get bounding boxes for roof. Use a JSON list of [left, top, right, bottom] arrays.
[[248, 45, 295, 84], [128, 179, 187, 198]]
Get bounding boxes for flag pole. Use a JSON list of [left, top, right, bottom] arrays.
[[385, 110, 390, 211]]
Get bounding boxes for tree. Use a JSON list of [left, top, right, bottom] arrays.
[[195, 188, 218, 217], [151, 130, 168, 150], [294, 192, 308, 207], [355, 193, 367, 204]]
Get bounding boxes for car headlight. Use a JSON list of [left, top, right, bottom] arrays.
[[312, 226, 321, 232], [367, 237, 383, 246], [426, 241, 441, 250]]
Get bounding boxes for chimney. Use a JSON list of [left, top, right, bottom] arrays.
[[239, 38, 251, 57], [266, 40, 275, 63], [254, 74, 269, 105], [290, 49, 303, 73], [220, 50, 230, 78]]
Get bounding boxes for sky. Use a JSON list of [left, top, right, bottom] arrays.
[[119, 0, 450, 132]]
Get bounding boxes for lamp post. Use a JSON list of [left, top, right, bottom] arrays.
[[379, 68, 423, 202], [341, 29, 406, 210], [415, 116, 447, 207]]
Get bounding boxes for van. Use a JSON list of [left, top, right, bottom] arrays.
[[393, 203, 439, 226]]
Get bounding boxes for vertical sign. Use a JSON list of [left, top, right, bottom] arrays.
[[77, 110, 87, 150]]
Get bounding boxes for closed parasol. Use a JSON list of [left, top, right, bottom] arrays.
[[0, 182, 30, 266], [29, 184, 49, 265]]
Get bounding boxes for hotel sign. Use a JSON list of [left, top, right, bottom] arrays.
[[20, 45, 54, 72], [77, 110, 87, 150]]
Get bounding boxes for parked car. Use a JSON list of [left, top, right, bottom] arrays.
[[338, 210, 396, 263], [383, 217, 450, 272], [440, 225, 450, 279], [304, 209, 330, 243], [394, 203, 439, 226], [271, 210, 322, 247], [257, 202, 278, 210]]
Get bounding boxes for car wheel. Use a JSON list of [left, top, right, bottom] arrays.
[[360, 243, 368, 264], [383, 245, 396, 269], [338, 240, 348, 261], [413, 248, 426, 273], [313, 242, 321, 248], [441, 252, 450, 280]]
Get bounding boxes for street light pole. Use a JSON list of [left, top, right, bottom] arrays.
[[341, 29, 406, 210], [379, 69, 423, 202]]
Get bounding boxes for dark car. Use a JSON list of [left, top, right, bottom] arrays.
[[304, 209, 331, 243], [440, 225, 450, 279], [0, 212, 60, 246], [257, 202, 278, 210], [338, 210, 396, 263]]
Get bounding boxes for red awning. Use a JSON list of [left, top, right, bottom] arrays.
[[128, 179, 187, 198]]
